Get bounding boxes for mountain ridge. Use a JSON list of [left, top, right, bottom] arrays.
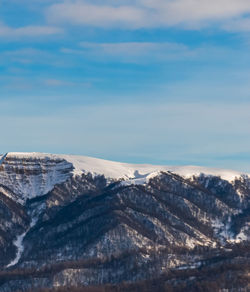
[[2, 151, 248, 180], [0, 152, 249, 291]]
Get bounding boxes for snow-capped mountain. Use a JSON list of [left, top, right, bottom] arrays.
[[0, 152, 249, 291]]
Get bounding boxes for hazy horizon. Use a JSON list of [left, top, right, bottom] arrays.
[[1, 1, 250, 172]]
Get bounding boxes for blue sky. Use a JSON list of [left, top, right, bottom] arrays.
[[1, 0, 250, 172]]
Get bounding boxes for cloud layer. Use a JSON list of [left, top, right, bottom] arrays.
[[2, 0, 250, 40], [46, 0, 250, 31]]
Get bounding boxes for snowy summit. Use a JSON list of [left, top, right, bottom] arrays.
[[1, 152, 248, 185]]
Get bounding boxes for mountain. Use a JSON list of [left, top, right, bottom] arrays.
[[0, 152, 249, 292]]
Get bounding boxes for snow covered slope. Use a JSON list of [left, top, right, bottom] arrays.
[[61, 153, 246, 183], [0, 152, 248, 204], [9, 152, 247, 180]]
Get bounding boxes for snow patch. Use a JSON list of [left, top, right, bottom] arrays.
[[120, 171, 161, 186], [176, 261, 202, 270], [212, 217, 249, 244], [212, 218, 234, 243], [229, 223, 249, 244], [6, 209, 42, 268], [6, 231, 28, 268]]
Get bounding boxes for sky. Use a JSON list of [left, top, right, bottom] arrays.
[[0, 0, 250, 172]]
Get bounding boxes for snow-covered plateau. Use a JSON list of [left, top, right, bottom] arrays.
[[0, 152, 248, 203]]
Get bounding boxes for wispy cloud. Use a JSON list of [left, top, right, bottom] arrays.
[[62, 41, 193, 63], [43, 79, 92, 88], [0, 22, 62, 39], [47, 2, 147, 29], [46, 0, 250, 31], [0, 48, 71, 68], [79, 41, 187, 55]]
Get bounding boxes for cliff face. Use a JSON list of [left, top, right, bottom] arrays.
[[0, 153, 73, 203], [0, 153, 249, 291]]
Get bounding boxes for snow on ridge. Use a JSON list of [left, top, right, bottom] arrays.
[[57, 153, 247, 183], [5, 152, 248, 184], [7, 152, 63, 161]]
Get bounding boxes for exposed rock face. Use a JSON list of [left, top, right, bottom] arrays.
[[0, 153, 249, 291], [0, 153, 73, 204]]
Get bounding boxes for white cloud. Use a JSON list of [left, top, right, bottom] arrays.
[[80, 41, 187, 54], [46, 0, 250, 30], [47, 2, 147, 28], [0, 22, 62, 38], [222, 17, 250, 32], [140, 0, 250, 23], [61, 41, 193, 63]]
